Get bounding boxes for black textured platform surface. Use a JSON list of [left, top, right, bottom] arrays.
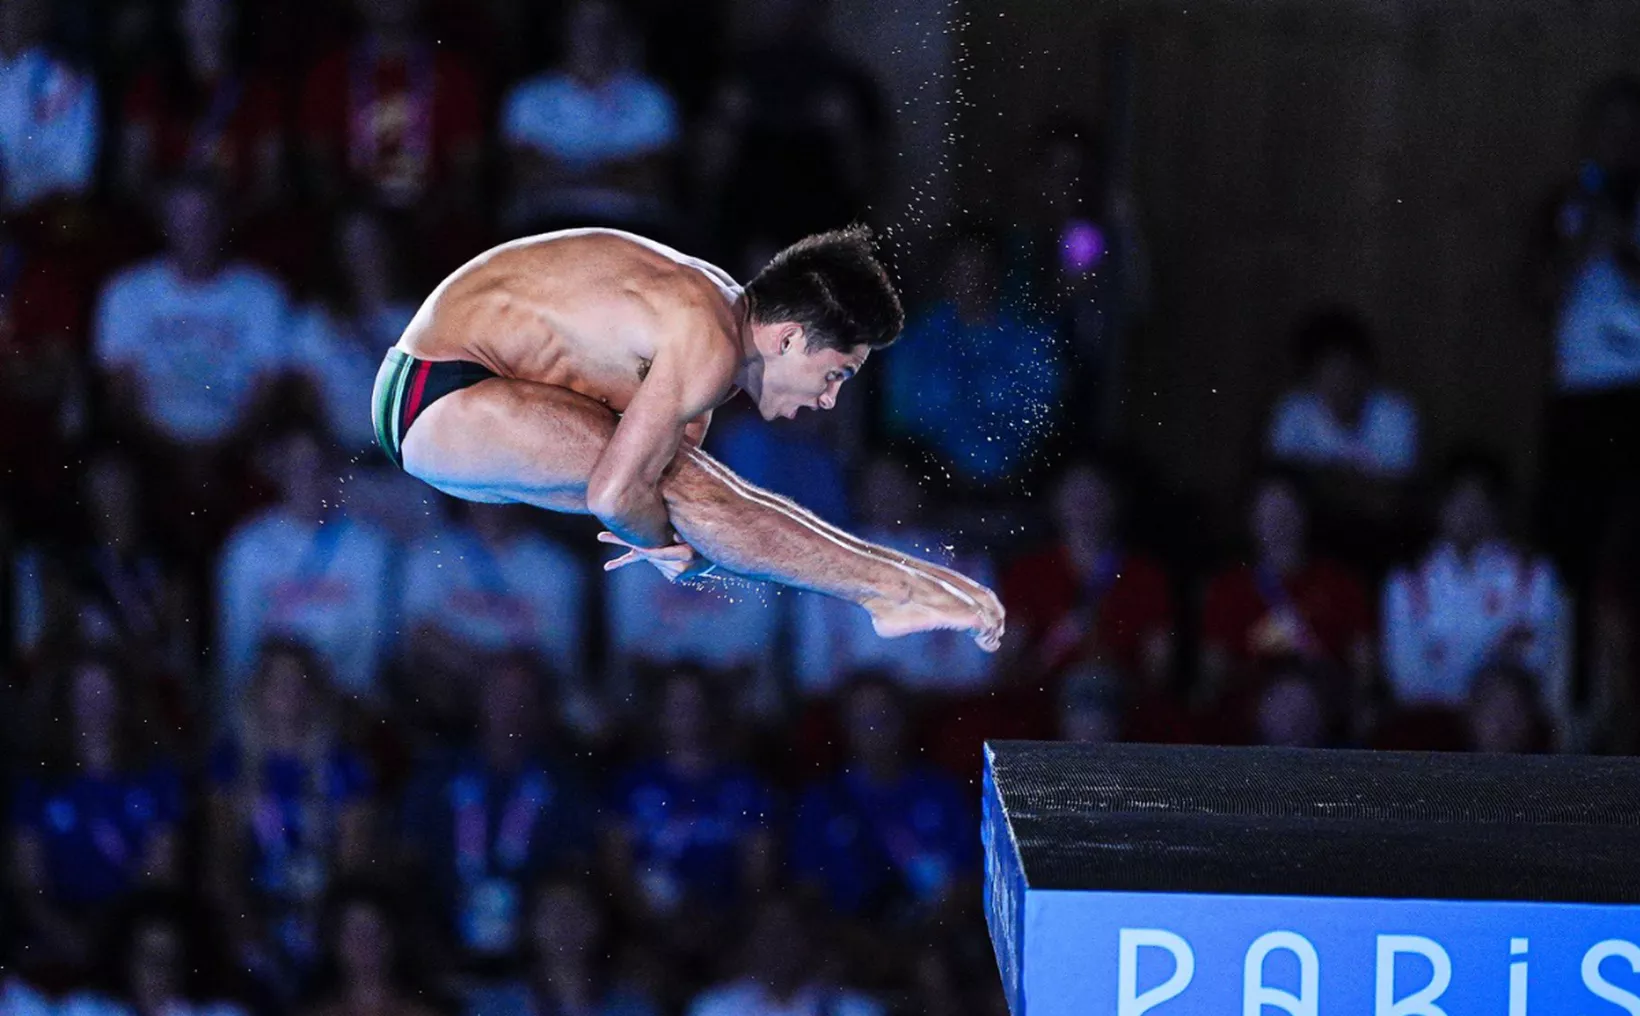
[[984, 741, 1640, 903]]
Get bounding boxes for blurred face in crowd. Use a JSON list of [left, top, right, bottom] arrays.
[[858, 456, 921, 530], [162, 182, 226, 278], [180, 0, 236, 72], [1250, 478, 1307, 568], [1052, 465, 1119, 554], [86, 454, 141, 550], [71, 660, 121, 770], [1439, 474, 1501, 552], [337, 900, 393, 982], [1467, 667, 1537, 753], [128, 918, 185, 1005], [339, 209, 395, 307], [658, 671, 710, 757], [1312, 346, 1370, 424], [1058, 667, 1122, 744], [565, 0, 626, 82], [271, 430, 325, 515], [1254, 671, 1327, 749], [533, 880, 602, 962], [843, 680, 905, 771], [255, 648, 315, 739]]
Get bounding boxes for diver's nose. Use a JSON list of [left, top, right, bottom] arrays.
[[819, 391, 836, 410]]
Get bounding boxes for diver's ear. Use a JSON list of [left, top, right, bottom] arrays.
[[779, 326, 800, 354]]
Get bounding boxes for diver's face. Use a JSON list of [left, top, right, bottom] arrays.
[[758, 330, 868, 421]]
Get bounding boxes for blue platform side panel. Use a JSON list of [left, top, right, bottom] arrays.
[[983, 744, 1029, 1016]]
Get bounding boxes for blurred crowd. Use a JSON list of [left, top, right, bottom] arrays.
[[3, 0, 1640, 1012]]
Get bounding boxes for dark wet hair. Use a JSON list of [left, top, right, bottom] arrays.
[[746, 225, 904, 353]]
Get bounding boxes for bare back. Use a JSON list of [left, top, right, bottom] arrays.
[[397, 228, 745, 414]]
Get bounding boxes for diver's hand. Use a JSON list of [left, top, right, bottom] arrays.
[[598, 532, 716, 582]]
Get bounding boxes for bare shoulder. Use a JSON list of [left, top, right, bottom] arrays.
[[650, 270, 741, 394]]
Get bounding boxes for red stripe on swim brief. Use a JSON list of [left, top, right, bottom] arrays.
[[402, 360, 434, 431]]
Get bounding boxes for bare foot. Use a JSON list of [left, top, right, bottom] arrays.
[[863, 572, 1005, 652]]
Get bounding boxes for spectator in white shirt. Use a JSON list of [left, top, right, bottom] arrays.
[[94, 170, 290, 454], [401, 502, 587, 694], [0, 0, 98, 212], [686, 895, 883, 1016], [292, 205, 418, 455], [1554, 217, 1640, 394], [1382, 453, 1573, 745], [1267, 307, 1418, 480], [791, 453, 995, 696], [216, 426, 395, 702], [501, 0, 679, 233]]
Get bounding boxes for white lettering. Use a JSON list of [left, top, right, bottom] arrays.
[[1119, 928, 1195, 1016], [1244, 931, 1319, 1016], [1582, 940, 1640, 1016], [1510, 938, 1528, 1016], [1375, 935, 1451, 1016]]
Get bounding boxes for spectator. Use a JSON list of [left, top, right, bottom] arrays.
[[1199, 472, 1374, 728], [401, 503, 587, 692], [301, 882, 439, 1016], [1525, 76, 1640, 316], [1382, 453, 1573, 746], [92, 171, 290, 461], [299, 0, 482, 225], [1589, 494, 1640, 754], [1266, 307, 1418, 481], [1248, 663, 1335, 750], [880, 226, 1065, 490], [685, 894, 883, 1016], [1004, 117, 1149, 447], [1464, 659, 1552, 754], [1540, 190, 1640, 588], [791, 673, 974, 920], [462, 872, 662, 1016], [1001, 459, 1174, 688], [696, 0, 885, 252], [400, 654, 593, 967], [116, 0, 286, 208], [605, 548, 781, 684], [7, 655, 182, 967], [0, 217, 93, 535], [205, 640, 375, 995], [59, 893, 249, 1016], [500, 0, 680, 235], [215, 426, 395, 700], [1056, 661, 1126, 745], [61, 452, 198, 685], [791, 454, 996, 695], [0, 0, 98, 213], [603, 667, 774, 936], [291, 206, 418, 456]]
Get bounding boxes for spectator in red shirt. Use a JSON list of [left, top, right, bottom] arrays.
[[1199, 471, 1375, 737], [299, 0, 482, 238], [117, 0, 287, 208], [1001, 458, 1175, 687]]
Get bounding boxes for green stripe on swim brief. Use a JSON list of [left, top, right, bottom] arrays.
[[374, 350, 412, 466]]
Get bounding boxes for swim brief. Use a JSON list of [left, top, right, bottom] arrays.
[[371, 348, 497, 469]]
